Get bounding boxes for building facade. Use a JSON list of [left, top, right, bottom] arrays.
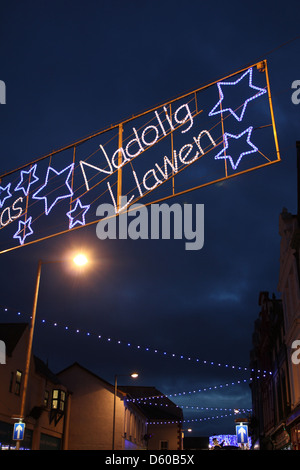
[[250, 195, 300, 450], [0, 323, 68, 450], [249, 291, 291, 449], [119, 386, 183, 450], [277, 207, 300, 449], [57, 362, 148, 450], [0, 322, 183, 450]]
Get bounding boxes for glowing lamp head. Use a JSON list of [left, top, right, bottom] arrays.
[[73, 254, 88, 266], [131, 373, 139, 379]]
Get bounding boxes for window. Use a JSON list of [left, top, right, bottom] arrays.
[[59, 391, 65, 411], [15, 370, 22, 395], [160, 440, 169, 450], [51, 389, 65, 412], [40, 433, 61, 450], [52, 390, 58, 409], [44, 390, 49, 408], [50, 389, 66, 425], [9, 372, 13, 392]]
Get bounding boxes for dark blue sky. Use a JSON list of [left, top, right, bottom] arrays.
[[0, 1, 299, 437]]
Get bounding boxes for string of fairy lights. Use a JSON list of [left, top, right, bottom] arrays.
[[1, 304, 258, 425], [146, 409, 252, 426], [0, 305, 269, 377], [147, 413, 235, 426], [126, 379, 250, 401]]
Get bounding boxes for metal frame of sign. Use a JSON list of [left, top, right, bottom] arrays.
[[0, 59, 280, 254]]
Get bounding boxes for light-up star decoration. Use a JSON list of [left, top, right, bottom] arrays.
[[32, 164, 74, 215], [15, 164, 39, 196], [209, 68, 267, 122], [66, 198, 90, 229], [13, 216, 34, 245], [0, 183, 12, 208], [214, 126, 258, 170]]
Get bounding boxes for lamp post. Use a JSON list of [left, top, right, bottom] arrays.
[[16, 253, 88, 449], [112, 372, 138, 450]]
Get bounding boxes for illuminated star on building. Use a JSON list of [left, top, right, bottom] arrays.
[[66, 198, 90, 229], [13, 216, 34, 245], [0, 183, 12, 208], [32, 164, 74, 215], [214, 126, 258, 170], [209, 67, 267, 122], [15, 164, 39, 196]]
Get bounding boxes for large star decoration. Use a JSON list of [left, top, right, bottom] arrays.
[[15, 164, 39, 196], [13, 216, 34, 245], [0, 183, 12, 208], [66, 198, 90, 229], [214, 126, 258, 170], [209, 68, 267, 122], [32, 164, 74, 215]]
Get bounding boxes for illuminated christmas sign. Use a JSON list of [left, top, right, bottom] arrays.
[[0, 60, 280, 254]]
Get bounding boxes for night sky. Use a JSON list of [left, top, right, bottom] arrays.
[[0, 1, 299, 438]]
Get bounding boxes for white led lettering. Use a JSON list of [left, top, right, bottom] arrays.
[[0, 197, 23, 228]]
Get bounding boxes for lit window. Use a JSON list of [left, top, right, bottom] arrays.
[[50, 389, 67, 425], [51, 389, 65, 412], [52, 389, 59, 409], [15, 370, 22, 395]]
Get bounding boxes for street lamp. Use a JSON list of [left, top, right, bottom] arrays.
[[112, 372, 139, 450], [16, 253, 88, 449], [73, 253, 88, 266]]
